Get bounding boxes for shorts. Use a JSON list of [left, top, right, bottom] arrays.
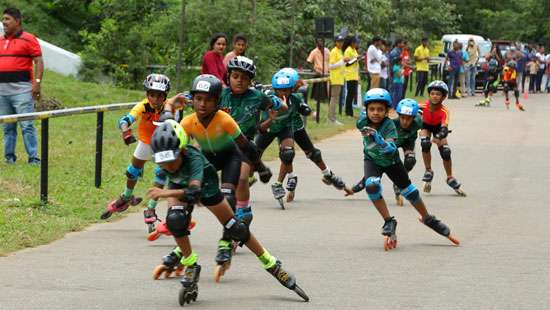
[[422, 123, 442, 136], [364, 159, 411, 191], [204, 148, 242, 186], [167, 178, 224, 207], [255, 126, 293, 152], [293, 128, 314, 153], [133, 141, 153, 161]]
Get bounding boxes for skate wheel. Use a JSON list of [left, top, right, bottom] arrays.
[[287, 191, 295, 203], [147, 223, 156, 234], [178, 287, 186, 306], [277, 198, 285, 210], [395, 195, 404, 206], [147, 231, 160, 242], [448, 234, 460, 246], [455, 189, 467, 197], [100, 210, 112, 220], [423, 182, 431, 193], [214, 264, 226, 283], [153, 265, 167, 280], [188, 219, 196, 231], [294, 284, 310, 302]]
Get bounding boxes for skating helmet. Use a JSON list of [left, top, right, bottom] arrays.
[[396, 98, 419, 117], [144, 73, 171, 94], [151, 120, 189, 164], [363, 88, 392, 107], [227, 56, 256, 79], [271, 68, 298, 89], [190, 74, 223, 98], [506, 60, 517, 69], [488, 58, 498, 70], [427, 80, 449, 96]]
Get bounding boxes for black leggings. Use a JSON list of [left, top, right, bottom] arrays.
[[293, 128, 315, 153], [204, 149, 242, 187], [345, 80, 358, 117], [364, 160, 411, 191]]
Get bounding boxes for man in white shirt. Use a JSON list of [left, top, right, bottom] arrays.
[[367, 37, 383, 89], [535, 46, 546, 92]]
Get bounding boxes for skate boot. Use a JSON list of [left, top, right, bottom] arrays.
[[248, 175, 258, 187], [475, 98, 487, 107], [213, 240, 232, 283], [422, 170, 434, 193], [100, 194, 142, 220], [178, 264, 201, 306], [446, 177, 466, 197], [143, 208, 158, 234], [148, 219, 197, 242], [266, 260, 310, 302], [421, 215, 460, 245], [381, 217, 398, 251], [322, 171, 346, 190], [516, 102, 525, 111], [286, 175, 298, 202], [235, 206, 253, 227], [271, 182, 286, 210], [393, 184, 404, 206], [505, 99, 510, 109], [153, 247, 184, 280]]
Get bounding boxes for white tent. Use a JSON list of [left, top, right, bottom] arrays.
[[1, 24, 82, 77]]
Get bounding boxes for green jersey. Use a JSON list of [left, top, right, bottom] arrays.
[[219, 88, 271, 139], [356, 116, 399, 167], [261, 92, 301, 133], [163, 145, 220, 198], [290, 92, 306, 132], [393, 115, 422, 150]]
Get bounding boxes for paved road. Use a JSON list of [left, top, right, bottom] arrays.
[[2, 93, 549, 310]]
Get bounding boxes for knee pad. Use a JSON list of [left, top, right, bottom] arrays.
[[364, 177, 383, 201], [438, 145, 451, 161], [403, 153, 416, 172], [154, 166, 167, 186], [126, 164, 143, 181], [400, 184, 421, 204], [166, 206, 192, 237], [224, 217, 251, 244], [420, 137, 432, 153], [306, 147, 323, 164], [279, 146, 295, 164], [221, 187, 236, 211], [514, 89, 519, 97]]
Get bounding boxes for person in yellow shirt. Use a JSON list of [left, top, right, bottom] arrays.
[[343, 36, 361, 117], [328, 35, 345, 124], [414, 38, 430, 96]]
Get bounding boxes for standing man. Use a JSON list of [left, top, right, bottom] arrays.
[[464, 37, 480, 96], [0, 7, 43, 165], [367, 36, 383, 89], [328, 34, 345, 125], [223, 33, 247, 67], [307, 38, 330, 103], [535, 46, 546, 93], [414, 38, 430, 96], [445, 40, 463, 99]]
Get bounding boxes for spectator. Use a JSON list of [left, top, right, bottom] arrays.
[[201, 33, 228, 84], [367, 36, 383, 89], [458, 43, 468, 97], [379, 40, 389, 90], [545, 52, 550, 92], [307, 37, 330, 103], [414, 38, 430, 96], [388, 39, 405, 90], [0, 7, 43, 165], [465, 37, 480, 96], [343, 36, 360, 116], [328, 34, 345, 125], [527, 56, 538, 93], [400, 40, 411, 99], [535, 46, 546, 92], [445, 40, 463, 99], [390, 56, 404, 109], [515, 45, 528, 93], [223, 33, 247, 67]]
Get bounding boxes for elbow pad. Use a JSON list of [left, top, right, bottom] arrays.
[[269, 95, 283, 111], [118, 114, 135, 129]]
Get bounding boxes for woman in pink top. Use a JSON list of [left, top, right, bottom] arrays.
[[202, 33, 228, 84]]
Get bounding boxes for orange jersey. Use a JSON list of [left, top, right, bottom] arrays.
[[502, 66, 517, 82], [419, 100, 450, 126], [181, 110, 241, 154], [128, 99, 164, 144]]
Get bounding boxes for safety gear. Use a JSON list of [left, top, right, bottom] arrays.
[[400, 184, 421, 204], [420, 137, 432, 153], [257, 163, 273, 183], [279, 146, 295, 164], [122, 129, 137, 145], [144, 73, 170, 94], [438, 145, 451, 161], [297, 102, 312, 116], [190, 74, 223, 98], [306, 148, 323, 164], [227, 56, 256, 79], [427, 80, 449, 96], [166, 205, 193, 237], [506, 60, 517, 68], [151, 120, 189, 164], [403, 153, 416, 171], [126, 164, 143, 181], [435, 126, 449, 140], [224, 217, 251, 244], [182, 186, 201, 205], [363, 88, 392, 107], [270, 95, 283, 110], [364, 177, 383, 201], [396, 98, 419, 117], [118, 115, 135, 129], [154, 166, 167, 186], [272, 68, 298, 89]]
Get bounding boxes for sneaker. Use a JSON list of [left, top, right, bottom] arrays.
[[5, 157, 16, 165], [28, 157, 41, 166], [332, 120, 344, 126]]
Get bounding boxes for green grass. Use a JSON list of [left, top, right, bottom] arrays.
[[0, 71, 355, 255]]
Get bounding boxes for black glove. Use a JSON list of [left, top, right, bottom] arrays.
[[435, 126, 449, 140], [183, 186, 201, 205], [257, 163, 273, 183], [122, 129, 137, 145], [298, 102, 312, 116]]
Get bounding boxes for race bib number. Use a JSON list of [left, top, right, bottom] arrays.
[[154, 150, 176, 163], [400, 106, 413, 115], [196, 81, 211, 92], [151, 82, 167, 91], [276, 77, 290, 86]]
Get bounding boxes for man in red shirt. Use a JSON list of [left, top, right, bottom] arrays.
[[0, 7, 43, 165]]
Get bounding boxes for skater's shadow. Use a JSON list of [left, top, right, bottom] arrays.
[[264, 295, 310, 303]]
